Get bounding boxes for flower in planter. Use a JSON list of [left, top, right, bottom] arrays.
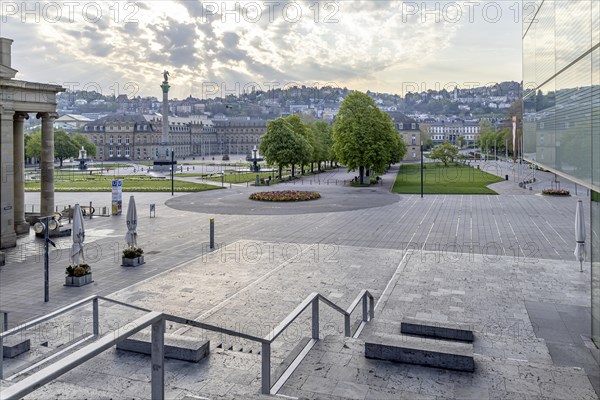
[[249, 190, 321, 202], [65, 263, 91, 277], [542, 189, 570, 196], [123, 247, 144, 259]]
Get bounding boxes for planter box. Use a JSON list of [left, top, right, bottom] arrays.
[[65, 273, 92, 287], [122, 256, 145, 267]]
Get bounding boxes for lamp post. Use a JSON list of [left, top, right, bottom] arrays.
[[33, 216, 58, 302], [420, 144, 424, 198], [221, 171, 225, 187], [171, 149, 174, 196]]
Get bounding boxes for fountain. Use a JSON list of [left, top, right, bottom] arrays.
[[75, 146, 88, 170], [248, 145, 263, 172]]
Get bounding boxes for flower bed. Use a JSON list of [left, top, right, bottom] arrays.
[[249, 190, 321, 202], [542, 189, 570, 196]]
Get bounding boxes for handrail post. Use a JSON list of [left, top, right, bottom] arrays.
[[344, 315, 351, 337], [369, 295, 375, 321], [92, 297, 99, 336], [312, 297, 319, 340], [261, 342, 271, 394], [362, 295, 368, 322], [151, 317, 165, 400], [0, 333, 3, 379]]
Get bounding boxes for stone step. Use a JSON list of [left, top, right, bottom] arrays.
[[2, 338, 31, 358], [117, 332, 209, 362], [401, 317, 474, 342], [364, 332, 475, 372]]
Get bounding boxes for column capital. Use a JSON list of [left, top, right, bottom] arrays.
[[36, 112, 58, 120], [14, 112, 29, 121]]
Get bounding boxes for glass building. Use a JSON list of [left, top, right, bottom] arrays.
[[522, 0, 600, 346]]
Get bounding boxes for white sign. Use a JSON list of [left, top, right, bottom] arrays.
[[111, 179, 122, 215]]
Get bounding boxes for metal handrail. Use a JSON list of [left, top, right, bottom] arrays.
[[0, 290, 375, 398], [263, 290, 375, 394]]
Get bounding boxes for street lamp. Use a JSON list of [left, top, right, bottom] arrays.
[[33, 216, 58, 302], [171, 149, 175, 196], [221, 170, 225, 187], [420, 144, 424, 198]]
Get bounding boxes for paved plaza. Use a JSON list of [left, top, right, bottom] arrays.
[[0, 163, 598, 399]]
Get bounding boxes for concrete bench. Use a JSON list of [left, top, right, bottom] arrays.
[[401, 318, 474, 342], [3, 338, 31, 358], [365, 333, 474, 372], [117, 332, 209, 362]]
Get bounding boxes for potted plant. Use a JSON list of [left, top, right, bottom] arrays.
[[65, 264, 92, 287], [122, 247, 144, 267]]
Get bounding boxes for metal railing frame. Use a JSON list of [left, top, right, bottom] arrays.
[[0, 290, 374, 399]]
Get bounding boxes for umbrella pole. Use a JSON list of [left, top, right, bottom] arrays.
[[580, 260, 583, 272]]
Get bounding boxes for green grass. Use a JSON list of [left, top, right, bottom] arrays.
[[205, 171, 280, 184], [392, 163, 503, 194], [25, 175, 220, 192]]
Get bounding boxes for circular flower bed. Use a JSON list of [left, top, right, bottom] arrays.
[[249, 190, 321, 202], [542, 189, 570, 196]]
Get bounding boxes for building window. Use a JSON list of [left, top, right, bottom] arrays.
[[126, 136, 130, 145], [99, 148, 104, 155], [109, 135, 114, 145], [412, 152, 416, 158], [118, 135, 122, 145], [411, 135, 416, 145], [398, 122, 404, 130], [117, 147, 121, 157], [109, 147, 113, 157], [93, 137, 97, 145], [125, 146, 130, 157]]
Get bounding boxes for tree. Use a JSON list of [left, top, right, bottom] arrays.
[[284, 114, 314, 174], [430, 143, 459, 166], [25, 131, 42, 160], [54, 130, 79, 167], [259, 118, 311, 179], [310, 121, 333, 170], [72, 133, 96, 157], [388, 131, 408, 166], [332, 91, 397, 184], [419, 124, 433, 150]]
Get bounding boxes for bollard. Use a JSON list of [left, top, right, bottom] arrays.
[[89, 201, 93, 219], [505, 175, 509, 181], [68, 205, 72, 224], [210, 218, 215, 249]]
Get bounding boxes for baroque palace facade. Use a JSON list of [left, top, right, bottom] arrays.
[[83, 114, 266, 160]]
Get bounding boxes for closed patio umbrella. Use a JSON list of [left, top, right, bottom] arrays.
[[574, 199, 586, 272], [125, 195, 138, 248], [71, 204, 85, 265]]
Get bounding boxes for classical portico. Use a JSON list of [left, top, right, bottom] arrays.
[[0, 37, 64, 249]]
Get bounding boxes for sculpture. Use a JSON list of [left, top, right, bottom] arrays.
[[163, 70, 170, 82]]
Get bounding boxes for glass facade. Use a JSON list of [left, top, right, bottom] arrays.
[[523, 0, 600, 346]]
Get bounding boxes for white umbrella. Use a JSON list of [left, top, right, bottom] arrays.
[[125, 196, 138, 248], [574, 199, 586, 272], [71, 204, 85, 265]]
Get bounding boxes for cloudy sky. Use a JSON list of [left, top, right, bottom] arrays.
[[2, 0, 522, 99]]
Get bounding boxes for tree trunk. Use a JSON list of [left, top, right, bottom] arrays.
[[278, 165, 282, 179], [301, 165, 305, 175], [292, 165, 295, 177], [359, 165, 365, 184], [310, 162, 314, 173], [59, 157, 64, 167]]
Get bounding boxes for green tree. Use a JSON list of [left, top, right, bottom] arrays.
[[430, 143, 459, 166], [284, 114, 314, 174], [54, 130, 78, 167], [332, 91, 396, 184], [25, 131, 42, 160], [259, 118, 311, 179], [388, 131, 408, 166], [419, 124, 433, 150], [310, 121, 333, 170], [72, 133, 96, 157]]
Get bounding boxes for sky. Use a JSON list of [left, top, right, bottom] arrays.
[[2, 0, 523, 99]]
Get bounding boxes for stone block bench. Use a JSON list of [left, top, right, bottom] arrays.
[[365, 333, 474, 372], [117, 332, 209, 362], [401, 317, 474, 342]]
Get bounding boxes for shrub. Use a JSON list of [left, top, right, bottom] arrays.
[[542, 189, 570, 196]]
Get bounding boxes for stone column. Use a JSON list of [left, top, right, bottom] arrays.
[[0, 107, 16, 249], [13, 112, 29, 234], [37, 112, 57, 217]]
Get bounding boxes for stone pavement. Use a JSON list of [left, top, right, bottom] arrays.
[[0, 163, 597, 399]]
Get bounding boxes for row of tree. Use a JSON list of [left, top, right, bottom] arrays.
[[259, 92, 407, 184], [25, 130, 96, 167]]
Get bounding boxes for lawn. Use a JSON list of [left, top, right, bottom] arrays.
[[205, 171, 281, 184], [392, 163, 503, 194], [25, 175, 220, 192]]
